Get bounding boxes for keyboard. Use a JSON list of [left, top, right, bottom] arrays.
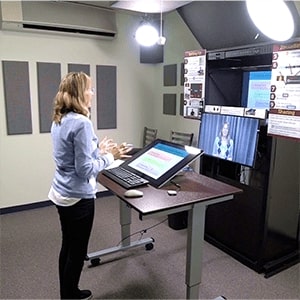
[[102, 166, 149, 189]]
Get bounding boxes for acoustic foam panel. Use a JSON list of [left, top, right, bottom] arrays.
[[68, 64, 90, 75], [96, 65, 116, 129], [180, 63, 184, 86], [140, 44, 164, 64], [163, 94, 176, 115], [180, 93, 184, 116], [2, 61, 32, 135], [37, 62, 61, 133], [164, 64, 177, 86]]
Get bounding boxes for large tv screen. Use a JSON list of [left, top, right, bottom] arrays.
[[198, 113, 260, 167]]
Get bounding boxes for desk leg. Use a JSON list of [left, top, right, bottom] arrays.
[[86, 199, 154, 264], [120, 199, 131, 246], [186, 203, 206, 299]]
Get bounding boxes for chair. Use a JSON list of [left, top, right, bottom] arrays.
[[143, 126, 158, 147], [168, 130, 194, 230], [170, 130, 194, 146]]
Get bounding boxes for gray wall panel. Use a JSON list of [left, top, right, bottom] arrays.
[[37, 62, 61, 133], [180, 93, 184, 116], [164, 64, 177, 86], [2, 61, 32, 135], [180, 63, 184, 86], [140, 44, 164, 64], [68, 64, 90, 75], [163, 93, 176, 115], [96, 65, 117, 129]]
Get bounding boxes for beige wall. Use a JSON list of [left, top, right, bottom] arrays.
[[153, 11, 203, 141], [0, 10, 201, 208]]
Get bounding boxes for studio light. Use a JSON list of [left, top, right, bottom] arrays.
[[246, 0, 294, 41], [135, 21, 159, 47]]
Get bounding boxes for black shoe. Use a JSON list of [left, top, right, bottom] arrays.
[[77, 289, 92, 300], [61, 288, 92, 299]]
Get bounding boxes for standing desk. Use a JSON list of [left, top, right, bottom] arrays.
[[87, 171, 242, 299]]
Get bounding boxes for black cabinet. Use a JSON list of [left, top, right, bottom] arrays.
[[201, 128, 299, 276], [200, 45, 299, 276]]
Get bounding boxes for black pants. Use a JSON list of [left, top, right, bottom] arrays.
[[56, 198, 95, 299]]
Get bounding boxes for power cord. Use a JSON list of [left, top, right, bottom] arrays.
[[116, 217, 168, 246], [170, 180, 181, 191]]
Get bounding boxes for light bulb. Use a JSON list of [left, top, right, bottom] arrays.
[[246, 0, 294, 41], [135, 24, 159, 47]]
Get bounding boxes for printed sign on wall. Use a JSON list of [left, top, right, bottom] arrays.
[[183, 49, 206, 120], [268, 42, 300, 140]]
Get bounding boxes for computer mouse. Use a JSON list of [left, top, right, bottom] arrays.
[[123, 189, 144, 198], [167, 190, 177, 196]]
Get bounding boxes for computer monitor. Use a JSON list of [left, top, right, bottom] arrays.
[[241, 70, 272, 109], [121, 139, 203, 188], [198, 113, 260, 167]]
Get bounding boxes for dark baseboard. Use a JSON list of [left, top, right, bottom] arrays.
[[0, 190, 113, 215], [0, 200, 54, 215]]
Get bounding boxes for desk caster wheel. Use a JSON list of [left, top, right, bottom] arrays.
[[90, 258, 100, 267], [145, 243, 154, 251]]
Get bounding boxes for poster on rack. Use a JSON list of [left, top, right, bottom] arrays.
[[183, 49, 206, 120], [268, 42, 300, 140]]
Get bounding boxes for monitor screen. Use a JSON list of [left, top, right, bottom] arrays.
[[198, 113, 259, 167], [241, 70, 272, 109], [122, 139, 203, 188]]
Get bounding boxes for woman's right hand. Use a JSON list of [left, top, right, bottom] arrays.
[[98, 136, 116, 155]]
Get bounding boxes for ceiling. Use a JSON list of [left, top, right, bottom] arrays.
[[177, 1, 300, 50], [75, 1, 192, 13], [75, 1, 300, 50], [110, 0, 192, 13]]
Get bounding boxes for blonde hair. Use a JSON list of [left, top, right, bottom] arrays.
[[52, 72, 90, 124]]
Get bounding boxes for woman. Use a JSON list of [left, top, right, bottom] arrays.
[[48, 72, 131, 299], [212, 121, 234, 160]]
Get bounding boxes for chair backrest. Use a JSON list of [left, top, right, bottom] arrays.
[[170, 130, 194, 146], [143, 126, 158, 147]]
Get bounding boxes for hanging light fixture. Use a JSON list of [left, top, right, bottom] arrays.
[[157, 0, 166, 45], [246, 0, 294, 41], [135, 15, 159, 47]]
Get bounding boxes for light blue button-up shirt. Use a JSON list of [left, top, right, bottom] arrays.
[[49, 112, 113, 203]]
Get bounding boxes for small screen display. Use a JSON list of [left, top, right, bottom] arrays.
[[128, 143, 189, 180], [123, 139, 203, 188], [198, 113, 259, 167], [241, 70, 272, 109]]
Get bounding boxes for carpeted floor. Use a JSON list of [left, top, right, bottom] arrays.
[[1, 196, 299, 299]]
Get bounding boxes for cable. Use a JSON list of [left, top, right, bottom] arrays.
[[116, 217, 168, 246], [170, 180, 181, 191]]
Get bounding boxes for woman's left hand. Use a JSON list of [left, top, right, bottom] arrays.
[[111, 142, 133, 160]]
